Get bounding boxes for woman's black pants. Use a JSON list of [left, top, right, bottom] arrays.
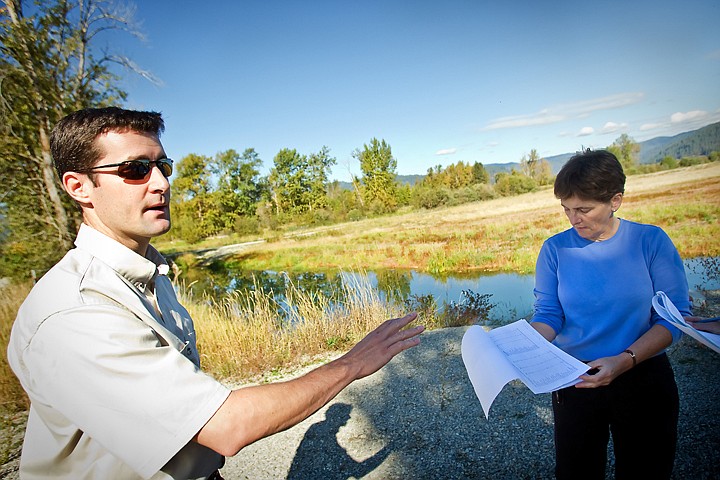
[[552, 353, 679, 480]]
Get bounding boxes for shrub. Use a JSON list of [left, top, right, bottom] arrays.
[[443, 290, 495, 327], [494, 172, 537, 196], [660, 156, 679, 169], [234, 215, 260, 236], [347, 209, 364, 222], [411, 186, 450, 209]]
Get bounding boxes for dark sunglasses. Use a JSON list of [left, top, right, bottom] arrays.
[[84, 158, 174, 180]]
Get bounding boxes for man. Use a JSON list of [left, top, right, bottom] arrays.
[[7, 107, 424, 479]]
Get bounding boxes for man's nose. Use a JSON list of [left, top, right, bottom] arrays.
[[148, 164, 170, 191]]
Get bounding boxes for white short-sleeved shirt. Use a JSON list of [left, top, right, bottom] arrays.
[[7, 224, 231, 479]]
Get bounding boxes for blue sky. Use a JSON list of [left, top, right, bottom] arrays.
[[111, 0, 720, 181]]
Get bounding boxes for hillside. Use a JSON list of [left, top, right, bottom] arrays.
[[385, 121, 720, 183], [638, 121, 720, 163]]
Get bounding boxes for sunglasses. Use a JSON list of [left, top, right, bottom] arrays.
[[84, 158, 174, 180]]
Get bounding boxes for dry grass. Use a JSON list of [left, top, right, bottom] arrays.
[[231, 163, 720, 274], [181, 274, 417, 383], [0, 283, 31, 414]]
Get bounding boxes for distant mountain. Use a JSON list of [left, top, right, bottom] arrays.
[[485, 122, 720, 175], [333, 174, 423, 191], [638, 122, 720, 163], [334, 122, 719, 188], [396, 174, 425, 186]]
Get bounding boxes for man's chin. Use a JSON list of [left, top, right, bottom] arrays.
[[149, 220, 171, 237]]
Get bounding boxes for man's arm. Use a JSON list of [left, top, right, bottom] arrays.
[[195, 313, 423, 456]]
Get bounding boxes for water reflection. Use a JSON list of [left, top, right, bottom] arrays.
[[172, 257, 718, 324]]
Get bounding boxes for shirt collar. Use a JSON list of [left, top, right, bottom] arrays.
[[74, 224, 169, 292]]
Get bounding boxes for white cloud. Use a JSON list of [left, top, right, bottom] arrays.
[[671, 110, 708, 123], [482, 92, 645, 131], [707, 49, 720, 60], [435, 148, 457, 156], [634, 109, 720, 142], [578, 127, 594, 136], [483, 111, 565, 130], [640, 123, 662, 131], [601, 121, 627, 134], [566, 92, 645, 113]]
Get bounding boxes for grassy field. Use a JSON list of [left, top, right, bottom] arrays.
[[189, 162, 720, 276], [2, 162, 719, 415]]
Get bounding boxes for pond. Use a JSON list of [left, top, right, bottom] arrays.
[[176, 257, 719, 323]]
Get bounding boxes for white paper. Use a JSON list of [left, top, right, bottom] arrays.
[[461, 319, 589, 418], [653, 291, 720, 354]]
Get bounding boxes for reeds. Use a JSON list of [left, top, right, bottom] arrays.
[[180, 273, 431, 384], [0, 274, 436, 414], [0, 282, 31, 414]]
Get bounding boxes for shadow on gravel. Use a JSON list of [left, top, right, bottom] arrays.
[[287, 403, 392, 480], [225, 326, 720, 480]]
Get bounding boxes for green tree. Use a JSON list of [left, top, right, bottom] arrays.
[[440, 162, 473, 189], [326, 180, 362, 221], [269, 148, 304, 215], [0, 0, 148, 277], [169, 153, 215, 242], [171, 153, 212, 202], [268, 146, 336, 217], [608, 134, 640, 172], [471, 161, 490, 184], [520, 149, 553, 185], [211, 148, 264, 227], [305, 146, 337, 212], [354, 138, 399, 213]]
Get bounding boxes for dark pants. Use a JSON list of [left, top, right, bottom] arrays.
[[552, 353, 679, 480]]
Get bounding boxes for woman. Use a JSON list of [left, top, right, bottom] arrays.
[[530, 149, 691, 480]]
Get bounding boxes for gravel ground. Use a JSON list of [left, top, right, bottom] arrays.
[[2, 293, 719, 480], [223, 292, 720, 480]]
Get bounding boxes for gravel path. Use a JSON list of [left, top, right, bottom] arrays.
[[222, 322, 720, 480], [3, 294, 719, 479]]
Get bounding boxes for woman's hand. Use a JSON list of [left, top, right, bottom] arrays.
[[575, 352, 634, 388]]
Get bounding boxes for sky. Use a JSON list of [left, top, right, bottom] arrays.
[[106, 0, 720, 181]]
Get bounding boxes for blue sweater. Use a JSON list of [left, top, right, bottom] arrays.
[[531, 218, 690, 361]]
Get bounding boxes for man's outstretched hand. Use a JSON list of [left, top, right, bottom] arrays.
[[197, 312, 424, 456], [341, 313, 424, 380]]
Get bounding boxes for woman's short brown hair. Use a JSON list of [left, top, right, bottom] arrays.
[[554, 149, 626, 202]]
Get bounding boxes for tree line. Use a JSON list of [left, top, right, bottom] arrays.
[[168, 139, 497, 244], [1, 1, 718, 280], [165, 134, 720, 247]]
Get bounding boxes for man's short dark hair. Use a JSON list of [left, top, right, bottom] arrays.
[[50, 107, 165, 178], [554, 149, 626, 202]]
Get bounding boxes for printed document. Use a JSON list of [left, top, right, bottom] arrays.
[[653, 291, 720, 354], [461, 319, 589, 418]]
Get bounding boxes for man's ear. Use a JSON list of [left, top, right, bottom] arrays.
[[62, 172, 93, 205]]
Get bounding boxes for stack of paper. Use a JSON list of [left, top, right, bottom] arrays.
[[461, 319, 589, 418], [652, 291, 720, 354]]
